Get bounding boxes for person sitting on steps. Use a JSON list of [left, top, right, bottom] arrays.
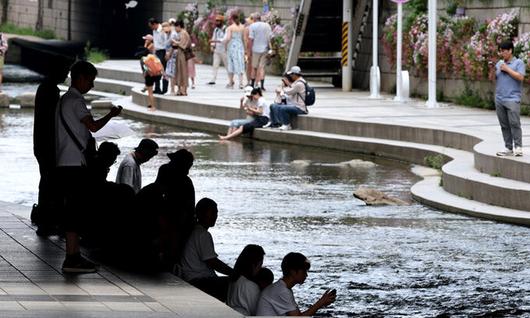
[[179, 198, 233, 302], [268, 66, 308, 131]]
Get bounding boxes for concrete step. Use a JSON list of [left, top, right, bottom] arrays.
[[131, 88, 246, 121], [96, 63, 145, 83], [94, 77, 143, 96], [129, 87, 481, 152], [412, 176, 530, 226], [114, 96, 230, 134], [474, 140, 530, 184], [443, 152, 530, 211]]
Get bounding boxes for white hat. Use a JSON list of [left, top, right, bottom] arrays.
[[287, 66, 302, 75], [244, 85, 253, 97]]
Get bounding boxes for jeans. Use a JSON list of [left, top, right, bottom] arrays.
[[270, 103, 307, 126], [229, 117, 253, 128], [495, 99, 522, 149]]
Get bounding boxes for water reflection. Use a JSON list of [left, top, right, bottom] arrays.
[[1, 109, 529, 316]]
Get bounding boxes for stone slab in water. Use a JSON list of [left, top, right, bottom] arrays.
[[0, 93, 9, 107], [17, 92, 35, 107]]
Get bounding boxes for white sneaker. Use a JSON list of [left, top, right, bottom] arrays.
[[514, 147, 523, 157], [279, 124, 292, 131], [496, 148, 514, 156], [262, 122, 272, 128]]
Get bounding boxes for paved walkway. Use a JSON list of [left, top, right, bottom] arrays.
[[0, 201, 241, 317]]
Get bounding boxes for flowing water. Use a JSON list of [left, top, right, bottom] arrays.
[[0, 107, 529, 317]]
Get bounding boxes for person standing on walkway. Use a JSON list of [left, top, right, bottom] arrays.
[[165, 20, 180, 95], [224, 13, 246, 89], [149, 18, 169, 95], [116, 138, 159, 193], [208, 15, 228, 85], [32, 63, 70, 236], [495, 40, 526, 157], [0, 32, 7, 92], [173, 20, 190, 96], [56, 61, 122, 273], [243, 15, 255, 86], [248, 13, 271, 91]]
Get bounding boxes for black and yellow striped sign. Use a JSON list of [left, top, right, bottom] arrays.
[[341, 22, 348, 66]]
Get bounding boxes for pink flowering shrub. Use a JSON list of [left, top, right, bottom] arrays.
[[406, 14, 428, 75], [382, 14, 398, 64], [382, 10, 521, 81], [514, 32, 530, 84], [463, 9, 518, 80]]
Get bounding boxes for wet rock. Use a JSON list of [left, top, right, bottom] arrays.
[[353, 187, 409, 206], [339, 159, 377, 168], [17, 92, 35, 107], [291, 160, 311, 168], [0, 93, 9, 107]]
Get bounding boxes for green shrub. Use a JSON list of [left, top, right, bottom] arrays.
[[454, 85, 494, 110], [85, 42, 108, 64], [0, 23, 55, 39], [424, 154, 445, 170]]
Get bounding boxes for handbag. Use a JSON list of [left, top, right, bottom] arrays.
[[59, 97, 97, 167], [184, 47, 195, 60]]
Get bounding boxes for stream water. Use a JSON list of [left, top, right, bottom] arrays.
[[0, 107, 529, 317]]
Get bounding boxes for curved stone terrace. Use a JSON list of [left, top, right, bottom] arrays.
[[93, 59, 530, 226]]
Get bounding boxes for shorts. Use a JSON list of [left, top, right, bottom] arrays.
[[0, 56, 4, 70], [251, 52, 268, 69], [145, 74, 161, 87], [242, 116, 269, 134]]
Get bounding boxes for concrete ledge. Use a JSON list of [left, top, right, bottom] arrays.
[[96, 65, 145, 83], [130, 88, 481, 152], [412, 177, 530, 226], [474, 141, 530, 183], [443, 156, 530, 211]]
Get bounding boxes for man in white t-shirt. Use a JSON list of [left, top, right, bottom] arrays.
[[179, 198, 233, 301], [55, 61, 122, 273], [256, 252, 336, 316], [248, 13, 271, 90], [116, 138, 158, 193]]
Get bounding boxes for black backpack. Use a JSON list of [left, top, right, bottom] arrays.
[[298, 80, 316, 106]]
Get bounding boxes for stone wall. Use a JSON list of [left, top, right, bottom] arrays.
[[0, 0, 298, 42], [161, 0, 299, 21]]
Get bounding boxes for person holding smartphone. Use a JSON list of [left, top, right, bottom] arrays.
[[256, 252, 337, 316], [494, 40, 525, 157]]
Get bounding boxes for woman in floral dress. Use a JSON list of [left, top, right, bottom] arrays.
[[224, 13, 246, 89]]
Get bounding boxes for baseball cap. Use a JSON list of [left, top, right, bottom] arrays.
[[287, 66, 302, 75], [244, 85, 253, 97]]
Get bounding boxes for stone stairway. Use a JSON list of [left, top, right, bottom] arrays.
[[93, 61, 530, 226]]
